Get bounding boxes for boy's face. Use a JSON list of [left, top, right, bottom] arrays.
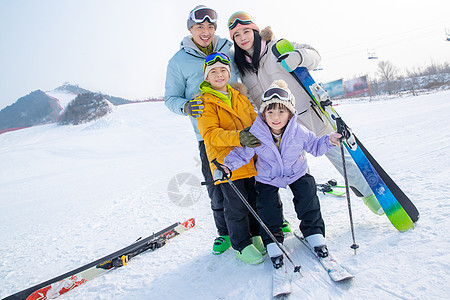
[[189, 22, 215, 48], [263, 104, 291, 135], [206, 66, 230, 92]]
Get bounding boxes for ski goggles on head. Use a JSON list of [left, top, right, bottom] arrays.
[[228, 12, 255, 30], [189, 7, 218, 24], [261, 87, 292, 103], [204, 52, 230, 67]]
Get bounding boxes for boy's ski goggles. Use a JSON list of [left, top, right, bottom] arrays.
[[261, 87, 292, 103], [204, 52, 231, 67], [189, 7, 218, 23], [228, 12, 255, 29]]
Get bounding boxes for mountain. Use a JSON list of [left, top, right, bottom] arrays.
[[0, 84, 134, 133], [0, 90, 62, 132]]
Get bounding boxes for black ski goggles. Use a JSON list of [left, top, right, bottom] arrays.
[[189, 7, 218, 24], [261, 87, 292, 103]]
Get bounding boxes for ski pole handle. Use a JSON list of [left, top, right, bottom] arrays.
[[211, 158, 232, 180]]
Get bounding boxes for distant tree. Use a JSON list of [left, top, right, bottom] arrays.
[[377, 61, 399, 94], [59, 93, 114, 125], [377, 61, 399, 82]]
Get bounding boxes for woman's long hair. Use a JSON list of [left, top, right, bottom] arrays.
[[233, 30, 261, 76]]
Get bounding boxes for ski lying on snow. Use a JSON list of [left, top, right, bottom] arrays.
[[4, 218, 195, 300], [293, 230, 353, 282]]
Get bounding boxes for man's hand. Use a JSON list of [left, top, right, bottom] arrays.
[[183, 97, 204, 118]]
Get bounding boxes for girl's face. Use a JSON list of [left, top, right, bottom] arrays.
[[263, 104, 291, 135], [205, 66, 230, 92], [233, 28, 255, 51]]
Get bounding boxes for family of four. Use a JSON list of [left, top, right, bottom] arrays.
[[164, 6, 381, 268]]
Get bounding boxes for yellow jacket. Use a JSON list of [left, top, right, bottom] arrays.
[[197, 82, 257, 183]]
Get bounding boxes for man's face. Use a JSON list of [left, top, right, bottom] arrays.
[[189, 22, 215, 48]]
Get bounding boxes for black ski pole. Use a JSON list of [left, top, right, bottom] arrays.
[[335, 118, 359, 255], [211, 159, 302, 274]]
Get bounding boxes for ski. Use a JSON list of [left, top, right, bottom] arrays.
[[4, 218, 195, 300], [293, 231, 353, 282], [273, 39, 419, 232], [317, 183, 346, 196], [317, 179, 346, 196], [272, 262, 291, 298]]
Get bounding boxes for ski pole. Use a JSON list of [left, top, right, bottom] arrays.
[[211, 159, 302, 274], [335, 118, 359, 255]]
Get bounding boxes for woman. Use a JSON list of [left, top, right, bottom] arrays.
[[227, 11, 382, 215]]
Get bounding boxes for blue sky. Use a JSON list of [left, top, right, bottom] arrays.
[[1, 0, 449, 109]]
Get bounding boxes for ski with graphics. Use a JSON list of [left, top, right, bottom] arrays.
[[273, 39, 419, 232], [4, 218, 195, 300]]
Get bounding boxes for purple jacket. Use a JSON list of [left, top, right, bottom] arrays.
[[224, 113, 334, 188]]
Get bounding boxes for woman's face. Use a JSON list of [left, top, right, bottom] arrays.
[[233, 28, 254, 52]]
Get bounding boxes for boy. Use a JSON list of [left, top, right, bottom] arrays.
[[223, 80, 341, 269], [197, 52, 265, 264]]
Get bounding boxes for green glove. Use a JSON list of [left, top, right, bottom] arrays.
[[239, 127, 260, 148], [183, 97, 204, 118]]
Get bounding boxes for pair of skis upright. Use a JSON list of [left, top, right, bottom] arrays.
[[273, 39, 419, 232]]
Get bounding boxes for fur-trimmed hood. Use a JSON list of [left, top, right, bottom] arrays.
[[260, 26, 274, 43]]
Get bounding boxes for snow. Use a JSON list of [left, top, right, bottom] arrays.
[[1, 90, 450, 299]]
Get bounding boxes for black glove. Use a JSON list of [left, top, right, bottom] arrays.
[[239, 127, 260, 148], [183, 97, 203, 118]]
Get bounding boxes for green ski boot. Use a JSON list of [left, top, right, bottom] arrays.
[[212, 235, 231, 255], [252, 236, 267, 255], [236, 244, 264, 264]]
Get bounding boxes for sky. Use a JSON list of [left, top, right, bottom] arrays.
[[0, 0, 449, 110]]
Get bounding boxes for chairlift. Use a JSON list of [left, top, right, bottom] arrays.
[[367, 49, 378, 60]]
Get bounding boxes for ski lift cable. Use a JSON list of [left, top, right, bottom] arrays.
[[324, 28, 444, 61], [321, 21, 448, 55]]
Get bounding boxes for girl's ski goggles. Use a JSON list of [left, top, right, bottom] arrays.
[[189, 7, 218, 23], [261, 87, 292, 103], [228, 12, 255, 30], [204, 52, 231, 67]]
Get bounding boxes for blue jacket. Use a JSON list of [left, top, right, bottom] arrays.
[[164, 35, 238, 141], [224, 113, 334, 188]]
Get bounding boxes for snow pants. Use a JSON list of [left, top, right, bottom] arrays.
[[256, 174, 325, 246], [199, 141, 228, 236], [219, 177, 260, 252]]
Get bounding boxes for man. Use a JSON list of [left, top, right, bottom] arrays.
[[164, 6, 239, 255]]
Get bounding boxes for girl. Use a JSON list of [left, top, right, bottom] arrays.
[[223, 80, 341, 267]]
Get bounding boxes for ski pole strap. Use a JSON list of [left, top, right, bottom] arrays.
[[211, 158, 232, 180], [336, 117, 351, 140]]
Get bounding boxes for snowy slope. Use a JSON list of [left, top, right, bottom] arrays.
[[1, 90, 450, 299]]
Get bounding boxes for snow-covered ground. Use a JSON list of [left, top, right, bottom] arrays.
[[1, 90, 449, 299]]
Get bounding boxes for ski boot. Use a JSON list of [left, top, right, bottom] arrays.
[[252, 236, 267, 255], [212, 235, 231, 255], [281, 220, 291, 233], [236, 244, 264, 264]]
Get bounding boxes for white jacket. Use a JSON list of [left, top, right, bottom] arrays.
[[241, 27, 334, 136]]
